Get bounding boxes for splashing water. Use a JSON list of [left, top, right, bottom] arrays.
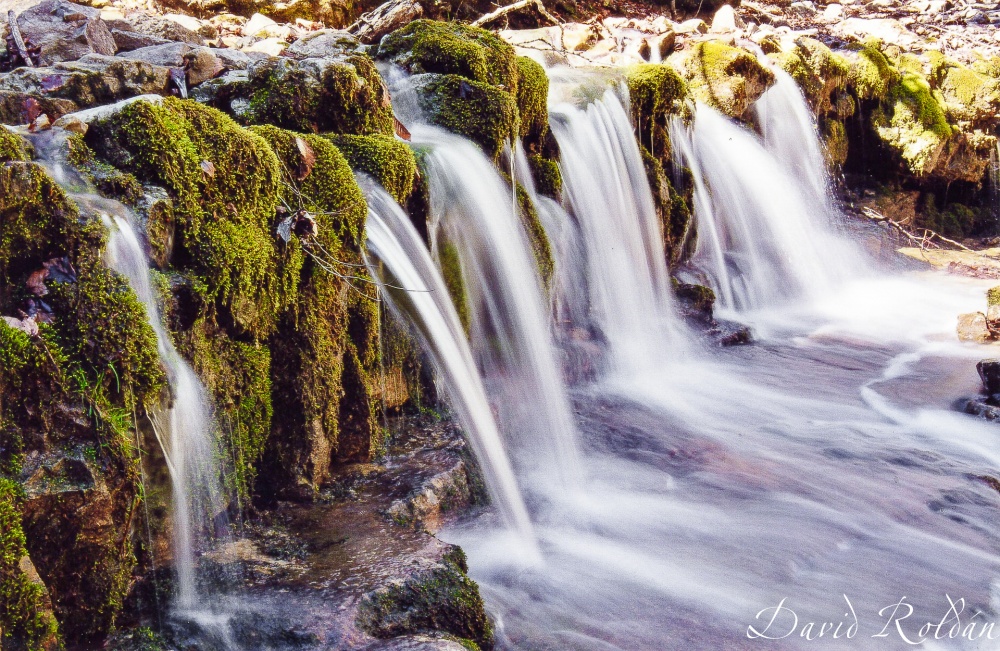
[[412, 125, 582, 496], [548, 84, 688, 375], [103, 213, 222, 612], [361, 176, 539, 561], [671, 102, 863, 313]]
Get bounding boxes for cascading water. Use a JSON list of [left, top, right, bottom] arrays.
[[103, 212, 221, 612], [360, 176, 538, 558], [670, 101, 862, 313], [548, 82, 688, 375], [411, 125, 582, 494]]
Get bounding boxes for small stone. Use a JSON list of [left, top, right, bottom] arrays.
[[676, 18, 709, 34], [958, 312, 993, 343], [823, 3, 844, 19], [243, 37, 287, 56], [978, 359, 1000, 394], [111, 29, 171, 52]]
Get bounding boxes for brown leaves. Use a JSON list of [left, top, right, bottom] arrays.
[[294, 136, 316, 180]]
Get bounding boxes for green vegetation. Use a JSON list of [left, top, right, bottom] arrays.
[[416, 74, 520, 159], [528, 154, 562, 198], [773, 38, 850, 114], [326, 134, 418, 203], [681, 41, 775, 117], [625, 63, 687, 157], [0, 127, 29, 163], [515, 56, 548, 146], [847, 39, 899, 101]]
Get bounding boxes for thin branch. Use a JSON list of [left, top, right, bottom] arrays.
[[7, 10, 33, 68], [472, 0, 561, 27]]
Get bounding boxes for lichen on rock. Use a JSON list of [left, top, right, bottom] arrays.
[[675, 41, 774, 118]]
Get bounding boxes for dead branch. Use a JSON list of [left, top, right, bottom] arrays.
[[7, 10, 34, 68], [861, 206, 982, 255], [349, 0, 423, 45], [472, 0, 561, 27]]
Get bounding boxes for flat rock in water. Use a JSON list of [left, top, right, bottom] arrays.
[[899, 247, 1000, 279]]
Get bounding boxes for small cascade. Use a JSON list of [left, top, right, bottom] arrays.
[[548, 85, 687, 374], [361, 178, 538, 557], [754, 66, 835, 211], [103, 213, 222, 612], [670, 102, 863, 312], [412, 126, 582, 493]]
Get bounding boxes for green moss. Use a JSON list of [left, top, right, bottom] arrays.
[[873, 71, 953, 177], [988, 286, 1000, 307], [772, 38, 849, 114], [66, 134, 144, 204], [626, 63, 687, 156], [0, 162, 88, 290], [0, 478, 60, 651], [847, 39, 900, 101], [439, 241, 469, 334], [528, 154, 561, 198], [239, 55, 394, 136], [930, 57, 1000, 123], [377, 20, 518, 91], [917, 193, 983, 237], [87, 97, 295, 340], [416, 75, 519, 159], [0, 127, 29, 163], [639, 145, 689, 263], [515, 182, 554, 289], [681, 41, 775, 118], [515, 56, 548, 146], [822, 118, 849, 168], [326, 134, 417, 204]]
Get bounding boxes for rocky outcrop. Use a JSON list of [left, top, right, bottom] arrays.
[[12, 0, 117, 66]]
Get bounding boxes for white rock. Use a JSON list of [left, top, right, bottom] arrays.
[[711, 4, 739, 32], [162, 12, 205, 34], [52, 94, 163, 132], [822, 3, 844, 19], [834, 17, 919, 48], [243, 36, 286, 56], [245, 12, 277, 37]]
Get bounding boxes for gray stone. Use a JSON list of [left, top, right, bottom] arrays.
[[285, 29, 360, 58], [958, 312, 993, 343], [978, 359, 1000, 395], [15, 0, 116, 65], [111, 29, 171, 52]]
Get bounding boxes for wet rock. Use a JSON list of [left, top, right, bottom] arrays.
[[964, 396, 1000, 421], [363, 636, 471, 650], [977, 359, 1000, 395], [0, 55, 171, 120], [357, 546, 493, 649], [112, 13, 205, 45], [385, 458, 472, 533], [14, 0, 116, 65], [957, 312, 993, 343]]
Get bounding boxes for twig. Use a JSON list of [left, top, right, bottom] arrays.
[[7, 10, 33, 68], [472, 0, 561, 27]]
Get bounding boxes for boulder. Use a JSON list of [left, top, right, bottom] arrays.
[[711, 4, 741, 32], [14, 0, 116, 65], [111, 13, 205, 44], [285, 29, 360, 58], [116, 40, 192, 66], [958, 312, 992, 343], [110, 29, 171, 52], [977, 359, 1000, 394], [674, 41, 775, 117]]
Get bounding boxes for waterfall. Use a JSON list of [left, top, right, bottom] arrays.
[[548, 86, 687, 375], [103, 212, 221, 612], [754, 67, 835, 211], [361, 176, 538, 557], [670, 102, 862, 312], [412, 126, 582, 494]]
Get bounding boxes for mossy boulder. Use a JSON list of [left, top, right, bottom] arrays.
[[515, 56, 548, 149], [626, 63, 687, 170], [871, 71, 954, 179], [845, 40, 899, 101], [376, 20, 518, 91], [85, 96, 295, 341], [528, 154, 561, 199], [640, 146, 691, 264], [515, 182, 554, 288], [356, 545, 494, 649], [821, 118, 849, 168], [249, 126, 382, 498], [411, 73, 519, 159], [201, 54, 394, 136], [674, 41, 774, 118], [772, 37, 851, 115], [0, 128, 29, 162], [326, 133, 417, 203]]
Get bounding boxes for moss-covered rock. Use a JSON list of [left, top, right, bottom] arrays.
[[930, 54, 1000, 125], [515, 56, 548, 148], [772, 37, 850, 115], [625, 63, 687, 160], [640, 146, 691, 264], [0, 470, 60, 651], [326, 133, 417, 203], [244, 56, 393, 135], [515, 182, 554, 288], [412, 74, 519, 159], [846, 39, 899, 101], [356, 545, 493, 649], [376, 20, 518, 92], [528, 154, 561, 199], [0, 127, 29, 162], [86, 97, 295, 341], [871, 71, 953, 179], [675, 41, 774, 118], [821, 117, 849, 168], [250, 126, 382, 498]]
